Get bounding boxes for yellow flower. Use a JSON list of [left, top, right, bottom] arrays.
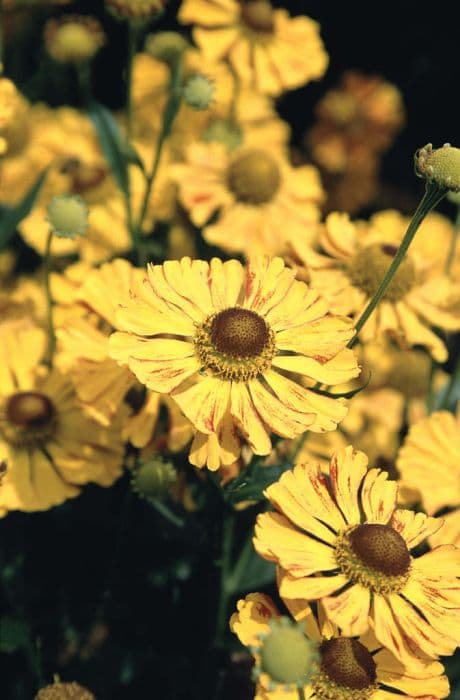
[[54, 259, 192, 452], [178, 1, 328, 97], [397, 411, 460, 548], [109, 256, 359, 470], [231, 593, 450, 699], [11, 107, 152, 262], [44, 15, 106, 64], [131, 50, 289, 157], [172, 143, 323, 257], [254, 446, 460, 667], [0, 328, 126, 515], [291, 211, 460, 361], [34, 680, 95, 699]]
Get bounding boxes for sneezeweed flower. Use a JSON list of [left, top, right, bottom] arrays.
[[172, 143, 323, 257], [397, 411, 460, 548], [290, 211, 460, 361], [109, 256, 360, 470], [105, 0, 166, 20], [44, 15, 106, 64], [0, 78, 28, 155], [0, 328, 126, 515], [178, 0, 328, 96], [35, 680, 95, 699], [230, 593, 450, 699], [254, 446, 460, 667], [144, 31, 191, 65]]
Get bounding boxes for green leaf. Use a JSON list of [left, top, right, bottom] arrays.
[[121, 141, 147, 175], [225, 461, 291, 504], [235, 551, 275, 592], [310, 372, 372, 400], [88, 100, 129, 197], [0, 617, 30, 653], [0, 170, 48, 250]]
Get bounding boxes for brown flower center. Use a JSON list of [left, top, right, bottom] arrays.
[[6, 392, 54, 428], [227, 149, 281, 204], [211, 308, 269, 358], [349, 523, 410, 576], [347, 243, 416, 302], [320, 638, 376, 690], [386, 350, 431, 398], [240, 1, 274, 33], [2, 391, 56, 446]]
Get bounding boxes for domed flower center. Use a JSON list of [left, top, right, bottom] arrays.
[[347, 243, 416, 302], [319, 638, 376, 691], [349, 524, 410, 576], [195, 307, 276, 381], [240, 1, 274, 33], [211, 308, 269, 358], [260, 618, 318, 685], [227, 149, 281, 204], [387, 350, 431, 398], [2, 391, 56, 446]]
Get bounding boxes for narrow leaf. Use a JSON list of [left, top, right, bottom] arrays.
[[88, 100, 129, 197], [0, 169, 48, 250]]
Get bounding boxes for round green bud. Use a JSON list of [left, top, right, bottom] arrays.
[[259, 617, 319, 686], [46, 195, 88, 239], [415, 143, 460, 192], [202, 119, 243, 151], [131, 458, 177, 502], [145, 31, 190, 65], [183, 74, 215, 111]]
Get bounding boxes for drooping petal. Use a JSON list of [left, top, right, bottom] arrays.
[[329, 446, 368, 525], [390, 509, 443, 549], [172, 376, 231, 434], [322, 584, 371, 636], [360, 468, 397, 524], [230, 382, 271, 455], [278, 570, 348, 601]]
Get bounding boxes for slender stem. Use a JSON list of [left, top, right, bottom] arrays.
[[44, 229, 56, 367], [0, 0, 4, 76], [441, 352, 460, 410], [348, 183, 447, 348], [297, 688, 306, 700], [445, 205, 460, 274], [215, 509, 234, 647], [76, 60, 92, 105]]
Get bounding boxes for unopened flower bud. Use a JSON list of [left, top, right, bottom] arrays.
[[415, 143, 460, 193], [258, 617, 319, 688], [131, 458, 177, 502], [145, 31, 190, 65], [44, 15, 106, 64], [183, 74, 215, 111], [47, 195, 88, 239]]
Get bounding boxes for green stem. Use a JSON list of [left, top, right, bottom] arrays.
[[215, 509, 234, 648], [76, 60, 92, 105], [445, 204, 460, 274], [297, 688, 306, 700], [0, 0, 4, 76], [44, 230, 56, 367], [348, 182, 447, 348]]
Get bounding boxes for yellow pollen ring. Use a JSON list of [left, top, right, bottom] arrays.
[[347, 243, 416, 302]]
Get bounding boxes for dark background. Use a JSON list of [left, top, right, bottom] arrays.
[[2, 1, 460, 698]]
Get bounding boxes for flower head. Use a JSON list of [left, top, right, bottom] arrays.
[[47, 194, 88, 239], [415, 143, 460, 192], [183, 74, 215, 111], [44, 15, 106, 64], [254, 446, 460, 667], [144, 31, 190, 65], [35, 681, 95, 699], [109, 256, 359, 470], [131, 458, 177, 502], [231, 593, 450, 699]]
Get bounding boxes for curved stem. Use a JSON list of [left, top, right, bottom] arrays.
[[44, 229, 55, 367], [348, 183, 447, 348]]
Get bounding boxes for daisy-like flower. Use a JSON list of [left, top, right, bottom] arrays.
[[172, 142, 323, 257], [178, 0, 328, 97], [0, 326, 126, 515], [254, 446, 460, 667], [109, 256, 359, 470], [397, 411, 460, 548], [230, 592, 450, 699], [54, 258, 193, 453], [291, 211, 460, 361]]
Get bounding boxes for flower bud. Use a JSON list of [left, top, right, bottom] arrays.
[[47, 195, 88, 239], [144, 31, 190, 65], [183, 74, 215, 111], [415, 142, 460, 192], [257, 617, 319, 688], [44, 15, 106, 64], [131, 458, 177, 502]]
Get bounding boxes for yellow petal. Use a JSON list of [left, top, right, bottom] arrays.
[[271, 348, 360, 385], [172, 376, 231, 434], [248, 379, 315, 438], [209, 258, 244, 310], [322, 584, 371, 636], [388, 593, 457, 658], [243, 257, 295, 317], [329, 446, 368, 525], [360, 468, 397, 524], [229, 593, 279, 647], [230, 382, 271, 455], [390, 509, 443, 548], [278, 570, 348, 601]]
